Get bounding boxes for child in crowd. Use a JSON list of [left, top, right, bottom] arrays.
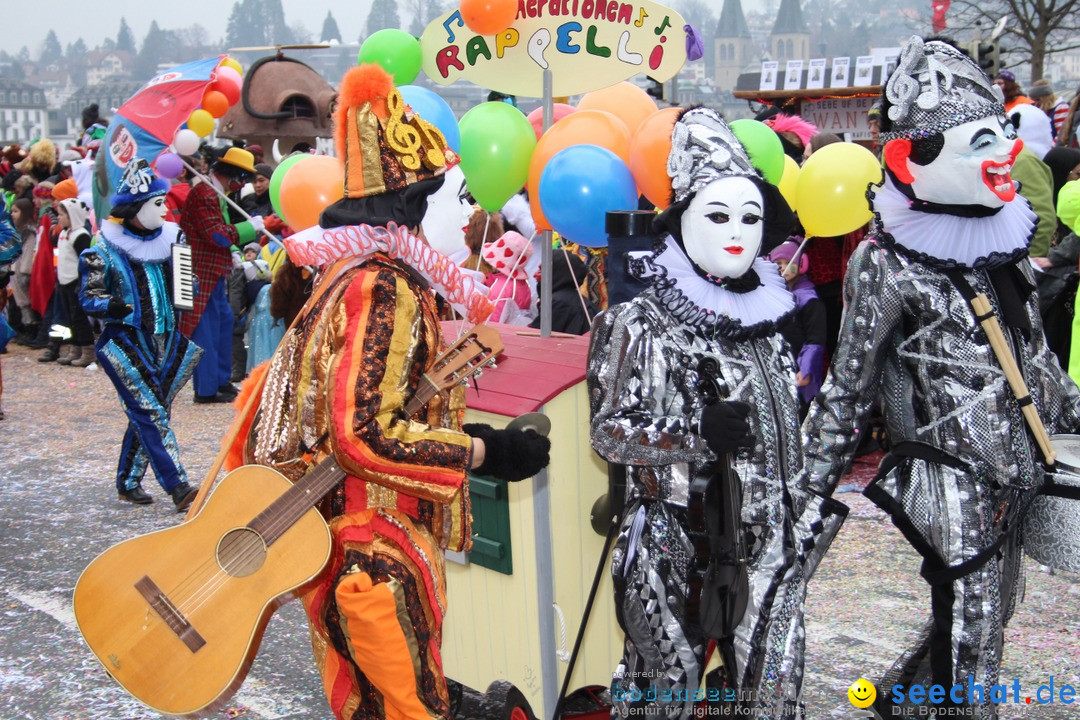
[[482, 230, 534, 325], [768, 239, 827, 416], [52, 198, 95, 366], [9, 198, 38, 343]]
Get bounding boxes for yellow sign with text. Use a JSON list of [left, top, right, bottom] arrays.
[[420, 0, 687, 97]]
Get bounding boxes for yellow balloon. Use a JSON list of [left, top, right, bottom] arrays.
[[795, 142, 882, 237], [187, 109, 215, 138], [778, 154, 800, 212], [221, 57, 243, 75]]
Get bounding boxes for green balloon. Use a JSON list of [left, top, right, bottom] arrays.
[[459, 102, 537, 213], [730, 119, 786, 186], [358, 29, 423, 85], [270, 154, 307, 219]]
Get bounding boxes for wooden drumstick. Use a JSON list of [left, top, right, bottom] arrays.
[[969, 293, 1056, 467]]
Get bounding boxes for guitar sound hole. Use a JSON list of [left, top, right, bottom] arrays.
[[217, 528, 267, 577]]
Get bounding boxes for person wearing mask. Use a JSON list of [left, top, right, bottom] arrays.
[[588, 107, 844, 718], [234, 64, 549, 720], [79, 158, 202, 510], [179, 147, 264, 403], [805, 38, 1080, 718]]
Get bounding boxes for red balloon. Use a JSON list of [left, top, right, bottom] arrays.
[[460, 0, 518, 35], [202, 90, 229, 119], [526, 103, 576, 141], [209, 77, 241, 106]]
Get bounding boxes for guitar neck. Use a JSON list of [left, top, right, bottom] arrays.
[[248, 457, 345, 546], [250, 325, 502, 547]]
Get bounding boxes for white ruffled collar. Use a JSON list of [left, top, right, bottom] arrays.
[[99, 220, 180, 263], [633, 240, 796, 340], [870, 175, 1037, 270]]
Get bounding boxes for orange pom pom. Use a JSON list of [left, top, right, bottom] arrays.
[[334, 64, 395, 162]]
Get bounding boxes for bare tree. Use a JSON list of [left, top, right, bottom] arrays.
[[947, 0, 1080, 79]]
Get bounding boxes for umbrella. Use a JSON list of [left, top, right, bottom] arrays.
[[94, 56, 223, 221]]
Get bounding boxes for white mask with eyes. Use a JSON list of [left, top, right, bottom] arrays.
[[680, 176, 764, 280], [421, 165, 472, 257], [135, 196, 168, 231], [903, 115, 1022, 209]]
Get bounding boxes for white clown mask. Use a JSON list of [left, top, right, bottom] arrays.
[[898, 115, 1023, 209], [421, 165, 472, 257], [680, 176, 765, 280], [135, 196, 168, 231]]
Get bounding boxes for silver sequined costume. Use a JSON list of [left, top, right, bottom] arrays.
[[588, 285, 846, 720], [803, 236, 1080, 719]]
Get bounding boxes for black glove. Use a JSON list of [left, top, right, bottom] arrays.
[[106, 297, 132, 319], [463, 423, 551, 482], [699, 401, 754, 456]]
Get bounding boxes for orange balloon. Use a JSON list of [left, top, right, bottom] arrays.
[[629, 107, 681, 210], [577, 82, 659, 137], [202, 90, 229, 119], [527, 110, 631, 230], [278, 155, 344, 230], [460, 0, 518, 35]]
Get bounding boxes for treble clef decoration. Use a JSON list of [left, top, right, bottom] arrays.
[[885, 38, 926, 124], [385, 90, 424, 171], [385, 89, 448, 172]]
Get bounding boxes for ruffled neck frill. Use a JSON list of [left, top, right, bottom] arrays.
[[98, 220, 179, 263], [630, 239, 796, 341], [870, 175, 1037, 270]]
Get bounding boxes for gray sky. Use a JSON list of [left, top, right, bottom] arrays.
[[0, 1, 380, 55]]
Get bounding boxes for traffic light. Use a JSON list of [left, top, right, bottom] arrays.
[[975, 41, 1001, 79]]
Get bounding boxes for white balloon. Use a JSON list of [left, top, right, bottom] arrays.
[[173, 129, 200, 156]]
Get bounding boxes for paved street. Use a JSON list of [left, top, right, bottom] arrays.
[[1, 343, 1079, 720]]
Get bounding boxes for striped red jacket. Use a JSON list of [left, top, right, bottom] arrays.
[[178, 181, 243, 336]]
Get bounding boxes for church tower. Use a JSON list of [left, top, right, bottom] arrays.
[[770, 0, 810, 64], [714, 0, 757, 91]]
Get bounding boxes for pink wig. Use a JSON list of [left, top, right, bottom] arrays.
[[764, 113, 819, 148]]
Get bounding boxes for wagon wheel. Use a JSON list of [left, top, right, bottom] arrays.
[[486, 680, 536, 720]]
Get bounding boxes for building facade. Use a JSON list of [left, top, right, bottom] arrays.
[[0, 79, 48, 144]]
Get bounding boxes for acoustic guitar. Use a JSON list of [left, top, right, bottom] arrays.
[[73, 325, 504, 717]]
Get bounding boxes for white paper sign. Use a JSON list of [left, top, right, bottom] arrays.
[[760, 61, 779, 91], [802, 96, 877, 140], [784, 60, 804, 90], [830, 57, 850, 87], [854, 56, 875, 86], [807, 58, 827, 89]]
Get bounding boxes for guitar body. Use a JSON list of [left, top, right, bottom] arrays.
[[73, 465, 332, 717]]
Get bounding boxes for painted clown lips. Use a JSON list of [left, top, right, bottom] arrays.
[[982, 139, 1023, 203]]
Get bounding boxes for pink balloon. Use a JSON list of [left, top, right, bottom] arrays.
[[155, 152, 184, 179], [215, 66, 242, 103], [526, 103, 577, 140]]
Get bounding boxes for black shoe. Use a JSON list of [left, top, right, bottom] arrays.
[[171, 482, 198, 512], [193, 392, 234, 404], [218, 383, 239, 399], [118, 486, 154, 505]]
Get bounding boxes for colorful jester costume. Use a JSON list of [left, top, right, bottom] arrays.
[[241, 65, 547, 720], [79, 158, 202, 509]]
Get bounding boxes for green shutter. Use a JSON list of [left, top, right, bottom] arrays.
[[468, 474, 513, 575]]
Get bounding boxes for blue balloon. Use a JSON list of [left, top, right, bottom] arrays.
[[398, 85, 461, 153], [538, 145, 638, 248]]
